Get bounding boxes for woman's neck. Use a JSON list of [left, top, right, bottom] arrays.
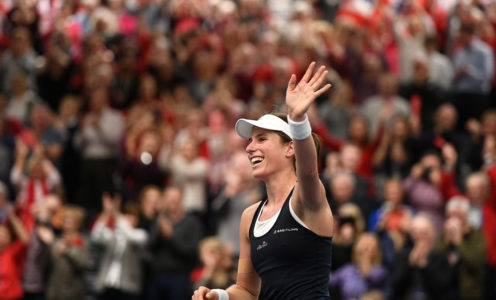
[[264, 169, 297, 206]]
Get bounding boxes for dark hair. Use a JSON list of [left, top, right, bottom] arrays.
[[270, 112, 321, 170]]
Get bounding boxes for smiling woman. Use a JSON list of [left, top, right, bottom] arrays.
[[192, 62, 334, 300]]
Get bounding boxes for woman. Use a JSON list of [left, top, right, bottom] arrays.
[[329, 233, 388, 300], [193, 62, 334, 300], [43, 205, 88, 300]]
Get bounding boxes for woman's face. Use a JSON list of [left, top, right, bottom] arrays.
[[355, 235, 378, 261], [348, 117, 368, 142], [62, 212, 80, 233], [245, 127, 293, 180], [142, 189, 159, 217], [391, 118, 409, 139]]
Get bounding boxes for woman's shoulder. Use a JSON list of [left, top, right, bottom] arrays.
[[241, 201, 262, 221]]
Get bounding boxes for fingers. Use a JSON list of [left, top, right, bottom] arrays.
[[206, 291, 219, 299], [193, 287, 216, 300], [300, 61, 316, 84], [314, 83, 332, 98], [287, 74, 297, 91], [308, 66, 327, 87]]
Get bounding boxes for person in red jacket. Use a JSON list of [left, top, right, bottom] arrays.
[[0, 203, 29, 300]]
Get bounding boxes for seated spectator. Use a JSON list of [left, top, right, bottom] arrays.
[[191, 236, 236, 290], [326, 171, 357, 214], [372, 115, 416, 179], [329, 233, 388, 300], [0, 204, 29, 300], [40, 204, 88, 300], [369, 178, 413, 252], [331, 203, 366, 272], [435, 197, 486, 300], [391, 214, 453, 300], [147, 185, 204, 300], [90, 193, 148, 300]]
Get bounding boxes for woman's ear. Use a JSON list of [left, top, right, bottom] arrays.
[[285, 140, 295, 158]]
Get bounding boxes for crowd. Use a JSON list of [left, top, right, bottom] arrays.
[[0, 0, 495, 299]]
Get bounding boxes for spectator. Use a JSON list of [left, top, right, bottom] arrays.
[[327, 171, 357, 215], [191, 236, 236, 290], [424, 34, 454, 92], [369, 178, 413, 252], [36, 34, 75, 112], [331, 203, 366, 273], [42, 204, 88, 300], [211, 150, 261, 256], [316, 80, 354, 140], [435, 196, 486, 300], [464, 172, 496, 299], [0, 203, 29, 300], [169, 137, 209, 214], [0, 27, 39, 96], [0, 119, 15, 195], [137, 185, 160, 231], [391, 214, 453, 300], [313, 113, 386, 180], [359, 73, 410, 140], [329, 233, 388, 300], [22, 194, 62, 300], [398, 54, 446, 134], [10, 141, 62, 233], [90, 193, 148, 300], [5, 72, 40, 126], [122, 128, 166, 202], [403, 148, 460, 231], [372, 116, 416, 180], [74, 87, 125, 220], [452, 22, 494, 129], [147, 185, 203, 300], [20, 103, 66, 163]]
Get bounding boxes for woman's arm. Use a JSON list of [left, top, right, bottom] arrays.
[[286, 62, 331, 209], [285, 63, 334, 236], [193, 204, 261, 300]]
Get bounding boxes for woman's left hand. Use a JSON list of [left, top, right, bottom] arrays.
[[286, 62, 331, 121]]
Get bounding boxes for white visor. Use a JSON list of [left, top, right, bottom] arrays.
[[235, 114, 293, 140]]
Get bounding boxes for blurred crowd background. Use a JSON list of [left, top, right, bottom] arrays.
[[0, 0, 495, 300]]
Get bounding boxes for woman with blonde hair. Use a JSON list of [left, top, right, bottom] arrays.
[[329, 233, 388, 300], [331, 203, 366, 273]]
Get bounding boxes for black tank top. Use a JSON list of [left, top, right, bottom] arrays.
[[249, 188, 332, 300]]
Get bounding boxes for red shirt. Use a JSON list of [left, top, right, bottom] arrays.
[[0, 240, 27, 300]]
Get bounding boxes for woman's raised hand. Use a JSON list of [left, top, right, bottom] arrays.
[[286, 62, 331, 121]]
